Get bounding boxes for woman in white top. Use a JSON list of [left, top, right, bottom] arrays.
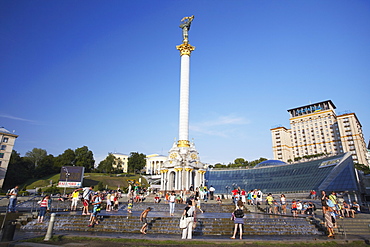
[[181, 199, 195, 239], [280, 194, 287, 215]]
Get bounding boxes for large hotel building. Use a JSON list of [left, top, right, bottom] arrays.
[[271, 100, 369, 166]]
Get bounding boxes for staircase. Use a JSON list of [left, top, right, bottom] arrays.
[[335, 215, 370, 237], [21, 214, 321, 236]]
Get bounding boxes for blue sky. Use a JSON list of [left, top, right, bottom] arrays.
[[1, 0, 369, 165]]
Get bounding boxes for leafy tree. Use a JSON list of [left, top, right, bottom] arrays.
[[234, 158, 248, 166], [128, 152, 146, 174], [74, 146, 95, 172], [248, 157, 267, 167], [355, 163, 370, 175], [25, 148, 47, 168], [97, 153, 116, 173], [35, 154, 56, 178], [54, 149, 76, 170], [3, 150, 33, 189]]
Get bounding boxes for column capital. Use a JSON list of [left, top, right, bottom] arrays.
[[176, 43, 195, 56], [160, 169, 169, 173], [197, 170, 206, 174], [185, 167, 193, 172], [177, 140, 190, 147], [174, 167, 183, 172]]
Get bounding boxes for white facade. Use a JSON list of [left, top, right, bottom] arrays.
[[146, 154, 166, 175], [271, 100, 369, 166], [0, 127, 18, 188], [112, 153, 129, 173]]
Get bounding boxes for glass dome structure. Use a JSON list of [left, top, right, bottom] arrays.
[[254, 160, 287, 168]]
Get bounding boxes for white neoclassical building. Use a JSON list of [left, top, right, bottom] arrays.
[[146, 154, 166, 175]]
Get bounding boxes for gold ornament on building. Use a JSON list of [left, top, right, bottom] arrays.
[[177, 140, 190, 147], [176, 43, 195, 56]]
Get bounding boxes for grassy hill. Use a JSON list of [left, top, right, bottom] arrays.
[[22, 173, 148, 194]]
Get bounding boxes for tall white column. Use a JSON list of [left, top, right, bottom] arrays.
[[179, 55, 190, 142], [176, 42, 194, 148]]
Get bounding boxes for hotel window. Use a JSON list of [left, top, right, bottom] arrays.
[[0, 145, 5, 151], [0, 153, 4, 158], [2, 137, 8, 143]]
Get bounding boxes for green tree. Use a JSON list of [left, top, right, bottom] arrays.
[[234, 158, 248, 167], [355, 163, 370, 175], [97, 153, 116, 173], [25, 148, 47, 168], [248, 157, 267, 167], [54, 149, 76, 170], [75, 146, 95, 172], [35, 154, 56, 178], [128, 152, 146, 174], [3, 150, 33, 189]]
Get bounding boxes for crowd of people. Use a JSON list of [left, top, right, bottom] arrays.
[[5, 184, 365, 239]]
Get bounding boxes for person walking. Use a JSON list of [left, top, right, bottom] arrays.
[[181, 199, 195, 239], [324, 206, 335, 238], [230, 200, 244, 239], [70, 190, 80, 211], [77, 186, 94, 215], [8, 185, 19, 213], [169, 191, 176, 216], [280, 194, 287, 215], [140, 207, 152, 234], [321, 191, 328, 214], [88, 192, 102, 227], [209, 185, 215, 200], [37, 195, 51, 223]]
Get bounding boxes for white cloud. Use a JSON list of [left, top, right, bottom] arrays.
[[0, 114, 38, 124], [190, 114, 250, 137]]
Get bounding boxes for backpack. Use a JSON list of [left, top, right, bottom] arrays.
[[234, 209, 244, 218]]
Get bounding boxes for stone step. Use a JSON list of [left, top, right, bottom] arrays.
[[21, 213, 321, 236]]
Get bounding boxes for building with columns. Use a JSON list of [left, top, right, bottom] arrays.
[[0, 127, 18, 188], [271, 100, 368, 166], [146, 154, 166, 175], [160, 16, 207, 191]]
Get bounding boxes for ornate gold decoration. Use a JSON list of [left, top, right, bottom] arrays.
[[190, 153, 198, 160], [160, 169, 168, 173], [185, 168, 193, 172], [176, 43, 195, 56], [177, 140, 190, 147], [197, 170, 206, 174], [170, 153, 178, 159], [174, 168, 183, 172]]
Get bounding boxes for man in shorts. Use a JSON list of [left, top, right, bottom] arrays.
[[77, 186, 94, 215], [140, 207, 152, 234]]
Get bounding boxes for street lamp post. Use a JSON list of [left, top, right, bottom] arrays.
[[62, 167, 70, 196]]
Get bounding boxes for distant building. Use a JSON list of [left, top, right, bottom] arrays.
[[112, 153, 129, 173], [146, 154, 166, 175], [367, 140, 370, 165], [271, 100, 368, 166], [0, 127, 18, 188], [111, 153, 167, 175]]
